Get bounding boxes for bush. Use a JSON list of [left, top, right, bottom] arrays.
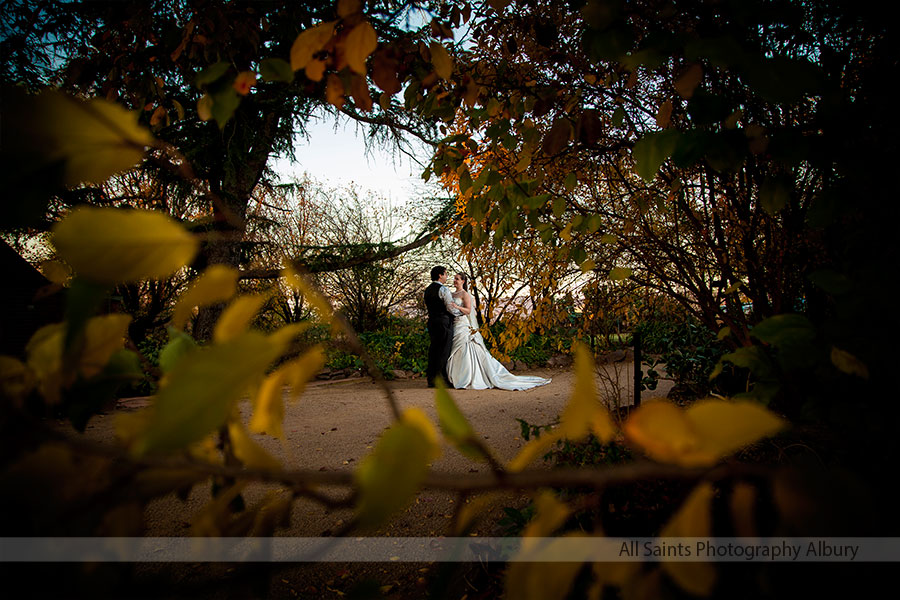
[[324, 316, 430, 377], [635, 316, 727, 397]]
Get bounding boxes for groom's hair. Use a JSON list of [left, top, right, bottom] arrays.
[[430, 266, 445, 281]]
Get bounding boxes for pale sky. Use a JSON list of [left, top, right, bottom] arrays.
[[271, 111, 441, 206]]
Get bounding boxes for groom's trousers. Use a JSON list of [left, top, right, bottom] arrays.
[[426, 319, 453, 387]]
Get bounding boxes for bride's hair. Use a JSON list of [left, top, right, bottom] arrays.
[[456, 272, 469, 291]]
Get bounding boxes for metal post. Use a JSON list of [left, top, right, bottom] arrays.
[[633, 330, 641, 407]]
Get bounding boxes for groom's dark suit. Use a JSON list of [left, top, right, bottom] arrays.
[[425, 281, 457, 387]]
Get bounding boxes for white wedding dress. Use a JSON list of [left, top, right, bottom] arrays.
[[446, 295, 551, 390]]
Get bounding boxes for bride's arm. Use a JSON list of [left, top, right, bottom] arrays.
[[458, 292, 473, 315]]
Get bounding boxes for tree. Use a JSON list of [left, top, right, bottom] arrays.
[[429, 0, 895, 410], [1, 0, 448, 339]]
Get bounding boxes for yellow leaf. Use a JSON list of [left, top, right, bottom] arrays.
[[515, 150, 531, 172], [660, 482, 716, 596], [326, 73, 346, 108], [522, 491, 571, 550], [430, 41, 453, 80], [559, 343, 615, 443], [39, 260, 71, 284], [337, 0, 362, 18], [506, 432, 556, 472], [282, 264, 334, 325], [150, 105, 167, 126], [656, 100, 673, 128], [12, 89, 154, 186], [228, 420, 281, 471], [354, 409, 439, 529], [172, 264, 239, 330], [290, 21, 335, 71], [191, 483, 245, 536], [350, 72, 374, 112], [623, 399, 786, 467], [402, 407, 441, 462], [674, 64, 703, 99], [730, 482, 757, 537], [453, 492, 502, 534], [684, 399, 786, 461], [213, 293, 269, 343], [114, 405, 155, 446], [51, 207, 198, 285], [505, 534, 588, 600], [267, 322, 313, 356], [0, 355, 35, 405], [79, 313, 132, 377], [197, 94, 213, 121], [25, 315, 130, 401], [580, 259, 596, 273], [592, 561, 639, 594], [830, 346, 869, 379], [249, 490, 293, 536], [345, 22, 378, 75], [233, 70, 257, 95], [304, 58, 327, 82], [623, 400, 701, 464], [249, 366, 288, 439], [282, 345, 326, 402]]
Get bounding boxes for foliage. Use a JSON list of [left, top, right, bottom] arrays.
[[323, 316, 431, 376], [636, 314, 728, 397], [1, 0, 896, 597]]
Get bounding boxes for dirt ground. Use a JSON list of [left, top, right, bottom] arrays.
[[70, 361, 673, 599]]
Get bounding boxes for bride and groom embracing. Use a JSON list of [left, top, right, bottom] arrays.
[[424, 265, 551, 391]]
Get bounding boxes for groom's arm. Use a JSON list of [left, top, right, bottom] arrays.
[[439, 286, 462, 316]]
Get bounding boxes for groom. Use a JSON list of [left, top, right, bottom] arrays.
[[424, 265, 462, 388]]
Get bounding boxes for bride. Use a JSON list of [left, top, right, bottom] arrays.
[[446, 273, 551, 391]]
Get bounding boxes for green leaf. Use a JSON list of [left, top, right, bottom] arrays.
[[585, 214, 603, 233], [743, 55, 823, 104], [259, 58, 294, 83], [807, 269, 853, 295], [608, 267, 632, 280], [687, 90, 733, 126], [458, 168, 473, 193], [760, 177, 791, 215], [131, 332, 286, 456], [612, 106, 626, 127], [600, 233, 617, 244], [63, 277, 109, 354], [563, 172, 577, 192], [552, 196, 566, 217], [211, 88, 241, 128], [750, 314, 815, 348], [52, 207, 198, 286], [632, 129, 681, 182], [523, 194, 549, 209], [195, 61, 231, 88], [471, 168, 490, 193], [718, 346, 776, 379], [435, 383, 483, 460], [459, 223, 473, 245]]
